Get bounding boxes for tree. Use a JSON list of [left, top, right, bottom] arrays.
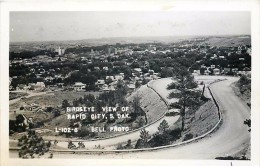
[[68, 141, 77, 149], [124, 139, 133, 149], [135, 81, 141, 89], [62, 99, 70, 109], [138, 117, 146, 127], [244, 119, 251, 132], [18, 130, 52, 158], [158, 119, 169, 134], [167, 69, 202, 131], [139, 129, 150, 148], [132, 95, 143, 116], [105, 77, 113, 85]]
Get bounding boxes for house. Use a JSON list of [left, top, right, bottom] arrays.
[[56, 83, 64, 88], [48, 85, 58, 91], [74, 82, 86, 91], [94, 66, 100, 70], [44, 76, 54, 82], [232, 68, 239, 73], [210, 65, 216, 69], [148, 70, 154, 75], [96, 79, 105, 88], [224, 68, 231, 73], [127, 84, 136, 91], [201, 64, 206, 68], [213, 68, 220, 75], [33, 82, 45, 91], [193, 70, 200, 75], [238, 71, 246, 75], [103, 66, 109, 71], [106, 76, 115, 81], [133, 68, 142, 74], [243, 67, 250, 71], [204, 70, 211, 75], [101, 84, 115, 92], [16, 84, 29, 91], [106, 75, 124, 82], [114, 74, 124, 81]]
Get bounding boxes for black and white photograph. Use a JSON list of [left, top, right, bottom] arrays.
[[7, 11, 252, 160], [1, 1, 260, 166]]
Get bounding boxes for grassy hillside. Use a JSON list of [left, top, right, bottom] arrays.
[[233, 75, 251, 107], [205, 36, 251, 47]]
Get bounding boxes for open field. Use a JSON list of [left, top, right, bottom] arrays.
[[9, 92, 28, 100], [231, 82, 251, 108], [9, 91, 101, 111]]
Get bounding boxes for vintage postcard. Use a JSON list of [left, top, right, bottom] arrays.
[[1, 0, 259, 166]]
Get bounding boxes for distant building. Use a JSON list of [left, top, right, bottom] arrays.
[[73, 82, 86, 91], [33, 82, 45, 91], [193, 70, 200, 75], [94, 66, 100, 70], [16, 84, 29, 91], [56, 46, 65, 56], [96, 80, 105, 88], [127, 84, 135, 91], [213, 68, 220, 75], [232, 68, 239, 73], [223, 68, 231, 74]]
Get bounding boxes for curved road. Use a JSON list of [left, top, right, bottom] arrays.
[[50, 76, 250, 159]]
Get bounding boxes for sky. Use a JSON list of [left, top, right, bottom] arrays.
[[10, 11, 251, 42]]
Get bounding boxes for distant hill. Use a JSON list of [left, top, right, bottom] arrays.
[[10, 35, 251, 52], [204, 35, 251, 47]]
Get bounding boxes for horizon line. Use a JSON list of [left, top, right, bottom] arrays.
[[10, 34, 251, 44]]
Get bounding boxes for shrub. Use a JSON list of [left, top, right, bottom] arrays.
[[183, 133, 193, 141], [116, 143, 124, 150], [149, 132, 171, 147], [169, 128, 182, 141], [165, 112, 179, 116]]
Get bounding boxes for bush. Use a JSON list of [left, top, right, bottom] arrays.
[[46, 107, 53, 112], [18, 130, 51, 158], [215, 156, 249, 160], [148, 132, 171, 147], [77, 128, 91, 137], [165, 112, 179, 116], [116, 143, 124, 150], [183, 133, 193, 141], [124, 139, 133, 149], [169, 128, 182, 141], [53, 110, 61, 117]]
